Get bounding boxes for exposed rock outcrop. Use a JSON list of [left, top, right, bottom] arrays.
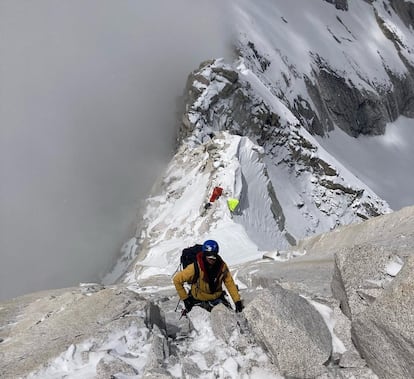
[[236, 206, 414, 377], [244, 287, 332, 378], [324, 0, 349, 11], [332, 243, 409, 318], [351, 256, 414, 379], [389, 0, 414, 28], [328, 213, 414, 378]]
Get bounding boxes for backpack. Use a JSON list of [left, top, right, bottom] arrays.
[[180, 244, 203, 283]]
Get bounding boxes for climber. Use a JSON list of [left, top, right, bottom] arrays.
[[209, 186, 223, 203], [173, 239, 244, 314]]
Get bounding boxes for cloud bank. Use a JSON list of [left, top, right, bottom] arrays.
[[0, 0, 231, 300]]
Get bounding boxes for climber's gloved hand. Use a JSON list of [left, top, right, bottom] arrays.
[[235, 300, 244, 313], [184, 295, 195, 313]]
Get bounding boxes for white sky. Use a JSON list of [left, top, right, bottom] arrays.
[[0, 0, 229, 301]]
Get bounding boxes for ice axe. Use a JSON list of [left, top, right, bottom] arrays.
[[179, 308, 188, 320]]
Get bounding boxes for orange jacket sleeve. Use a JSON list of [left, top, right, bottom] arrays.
[[222, 265, 241, 303]]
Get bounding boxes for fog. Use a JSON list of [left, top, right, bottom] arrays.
[[0, 0, 231, 300]]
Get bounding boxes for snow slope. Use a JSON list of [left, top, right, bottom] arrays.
[[233, 0, 412, 103], [232, 0, 414, 210]]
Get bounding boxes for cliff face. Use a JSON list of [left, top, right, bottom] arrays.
[[231, 0, 414, 138]]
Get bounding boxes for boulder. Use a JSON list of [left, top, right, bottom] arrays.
[[331, 244, 404, 319], [142, 325, 173, 378], [317, 367, 378, 378], [210, 303, 238, 344], [96, 355, 137, 379], [0, 285, 162, 379], [351, 256, 414, 379], [244, 287, 332, 378]]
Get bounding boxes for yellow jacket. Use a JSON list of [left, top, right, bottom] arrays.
[[173, 253, 241, 303]]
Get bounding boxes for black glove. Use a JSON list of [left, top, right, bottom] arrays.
[[235, 300, 244, 313], [184, 295, 195, 312]]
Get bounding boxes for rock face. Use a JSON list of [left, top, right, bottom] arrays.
[[307, 68, 389, 137], [324, 0, 349, 11], [331, 244, 408, 319], [235, 206, 414, 378], [351, 256, 414, 379], [235, 1, 414, 139], [328, 206, 414, 378], [388, 0, 414, 29], [305, 51, 414, 138], [244, 287, 332, 378]]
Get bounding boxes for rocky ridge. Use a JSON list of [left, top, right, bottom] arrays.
[[1, 206, 413, 378], [179, 58, 390, 246]]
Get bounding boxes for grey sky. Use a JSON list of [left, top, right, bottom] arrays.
[[0, 0, 231, 300]]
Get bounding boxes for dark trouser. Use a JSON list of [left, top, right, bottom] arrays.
[[193, 292, 232, 312]]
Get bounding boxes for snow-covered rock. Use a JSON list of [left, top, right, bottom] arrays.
[[2, 205, 414, 379], [0, 285, 165, 379], [180, 57, 391, 241]]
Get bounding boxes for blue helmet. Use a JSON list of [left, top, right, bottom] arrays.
[[202, 239, 219, 255]]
